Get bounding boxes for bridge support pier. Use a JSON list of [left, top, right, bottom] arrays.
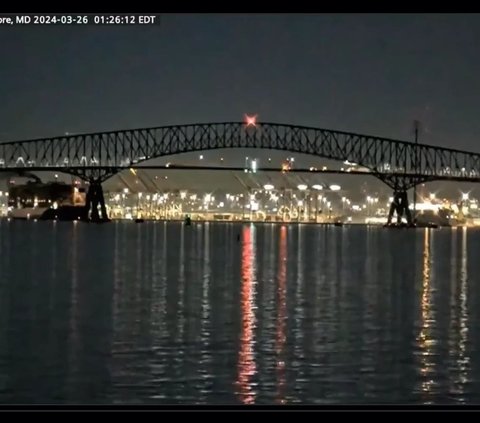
[[84, 181, 110, 223], [386, 190, 414, 227]]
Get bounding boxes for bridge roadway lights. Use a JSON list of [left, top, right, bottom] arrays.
[[386, 190, 414, 227], [84, 181, 110, 223]]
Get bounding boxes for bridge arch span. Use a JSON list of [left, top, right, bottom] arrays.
[[2, 121, 478, 190]]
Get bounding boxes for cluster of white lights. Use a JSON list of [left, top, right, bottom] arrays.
[[291, 184, 341, 191], [258, 183, 340, 192]]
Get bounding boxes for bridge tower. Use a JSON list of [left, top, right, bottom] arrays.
[[386, 190, 413, 226], [84, 179, 110, 223], [382, 175, 428, 227], [72, 169, 113, 223]]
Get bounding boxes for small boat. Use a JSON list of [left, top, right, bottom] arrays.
[[184, 215, 192, 226], [412, 222, 440, 229], [333, 221, 343, 227], [135, 218, 145, 223]]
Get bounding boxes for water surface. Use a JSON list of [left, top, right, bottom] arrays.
[[0, 220, 478, 404]]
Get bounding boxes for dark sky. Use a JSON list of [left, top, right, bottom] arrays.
[[1, 13, 480, 152]]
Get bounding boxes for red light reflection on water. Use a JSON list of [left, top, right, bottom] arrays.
[[236, 226, 257, 404]]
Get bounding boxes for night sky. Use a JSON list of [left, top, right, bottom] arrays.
[[1, 13, 480, 153]]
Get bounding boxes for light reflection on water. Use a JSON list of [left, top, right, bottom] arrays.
[[236, 224, 257, 404], [0, 220, 480, 404], [417, 228, 435, 400]]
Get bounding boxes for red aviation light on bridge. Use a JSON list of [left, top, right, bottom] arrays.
[[244, 114, 258, 127]]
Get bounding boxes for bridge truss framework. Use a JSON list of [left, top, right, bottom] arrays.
[[1, 122, 479, 224]]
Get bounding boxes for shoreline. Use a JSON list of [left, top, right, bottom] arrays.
[[0, 216, 472, 229]]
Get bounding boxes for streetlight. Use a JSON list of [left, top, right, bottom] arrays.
[[251, 159, 257, 173], [366, 197, 378, 216], [315, 194, 322, 222], [327, 201, 332, 220], [136, 192, 143, 218], [296, 199, 304, 222]]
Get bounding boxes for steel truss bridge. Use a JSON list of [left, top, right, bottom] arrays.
[[2, 121, 479, 224]]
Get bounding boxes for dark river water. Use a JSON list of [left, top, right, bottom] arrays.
[[0, 220, 479, 405]]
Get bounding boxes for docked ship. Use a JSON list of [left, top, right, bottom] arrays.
[[7, 181, 86, 220]]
